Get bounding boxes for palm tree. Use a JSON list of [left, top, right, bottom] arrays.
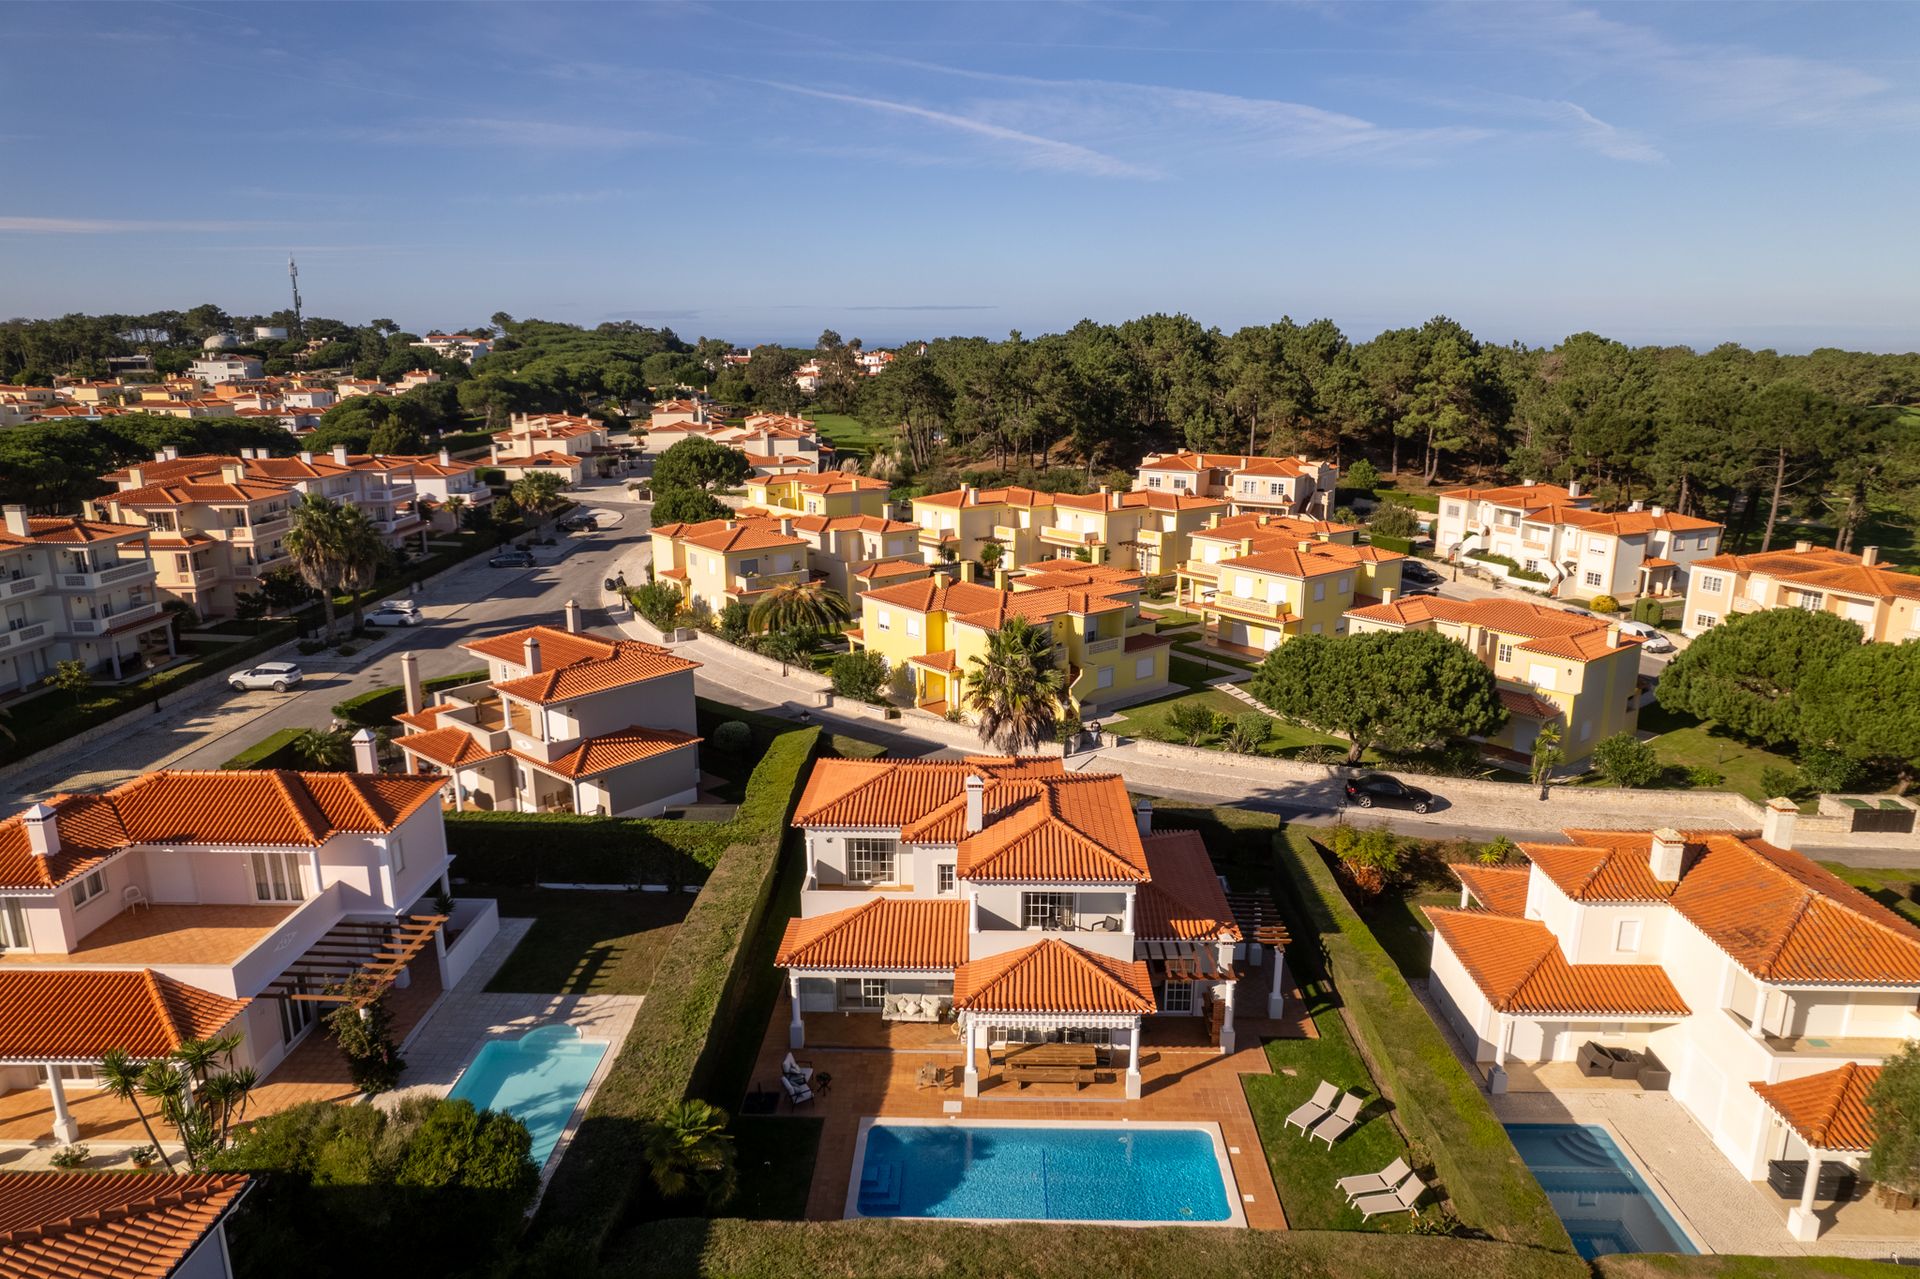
[[747, 580, 850, 637], [1530, 721, 1565, 800], [510, 472, 566, 531], [99, 1049, 176, 1172], [642, 1099, 737, 1208], [284, 494, 354, 639], [963, 616, 1068, 752], [336, 505, 386, 635], [443, 493, 467, 530], [290, 728, 351, 769]]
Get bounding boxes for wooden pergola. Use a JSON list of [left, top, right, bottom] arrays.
[[1225, 893, 1291, 950], [263, 914, 447, 1009], [1139, 940, 1236, 982]]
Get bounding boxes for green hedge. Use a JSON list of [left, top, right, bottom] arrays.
[[1277, 829, 1572, 1253], [221, 727, 306, 771], [530, 725, 822, 1252], [1467, 549, 1550, 584], [1369, 533, 1415, 555], [1375, 488, 1441, 514], [333, 669, 487, 727], [626, 1219, 1592, 1279]]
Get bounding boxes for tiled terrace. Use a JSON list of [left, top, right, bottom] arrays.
[[749, 990, 1314, 1230], [0, 903, 297, 967]]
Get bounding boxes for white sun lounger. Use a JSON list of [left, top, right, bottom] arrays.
[[1308, 1091, 1366, 1147], [1337, 1157, 1412, 1203], [1352, 1172, 1426, 1220], [1283, 1080, 1340, 1134]]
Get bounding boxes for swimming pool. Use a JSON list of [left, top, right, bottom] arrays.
[[849, 1119, 1242, 1225], [1505, 1123, 1698, 1258], [448, 1024, 609, 1171]]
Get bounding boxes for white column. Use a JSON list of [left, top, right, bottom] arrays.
[[788, 973, 805, 1049], [1267, 946, 1288, 1020], [1219, 978, 1236, 1055], [1489, 1014, 1512, 1094], [1459, 884, 1471, 908], [1125, 1022, 1143, 1100], [962, 1017, 980, 1098], [1122, 891, 1134, 934], [1749, 983, 1771, 1041], [1787, 1153, 1824, 1242], [47, 1072, 79, 1145]]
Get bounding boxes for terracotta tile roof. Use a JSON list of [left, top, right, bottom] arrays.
[[0, 772, 444, 890], [1523, 504, 1722, 535], [1016, 568, 1146, 593], [0, 517, 148, 547], [767, 471, 886, 493], [1439, 481, 1587, 507], [521, 725, 700, 777], [790, 513, 913, 534], [1367, 596, 1636, 659], [492, 639, 698, 704], [1524, 833, 1678, 903], [0, 970, 249, 1061], [1498, 688, 1563, 720], [794, 756, 1065, 830], [1137, 830, 1240, 941], [907, 649, 959, 672], [957, 774, 1150, 883], [395, 727, 502, 769], [393, 702, 457, 733], [1124, 632, 1172, 652], [1427, 909, 1690, 1016], [954, 939, 1156, 1012], [462, 624, 615, 667], [855, 559, 930, 581], [1052, 490, 1225, 513], [952, 586, 1131, 630], [1691, 546, 1920, 604], [1346, 595, 1474, 626], [1203, 512, 1361, 539], [107, 479, 289, 506], [860, 577, 1004, 615], [913, 486, 1055, 510], [652, 515, 804, 552], [0, 1171, 251, 1279], [776, 898, 967, 970], [1752, 1064, 1880, 1153], [1449, 863, 1532, 917]]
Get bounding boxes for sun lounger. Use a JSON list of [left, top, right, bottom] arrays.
[[1308, 1091, 1366, 1147], [1352, 1172, 1426, 1220], [1337, 1157, 1412, 1203], [1283, 1081, 1340, 1134]]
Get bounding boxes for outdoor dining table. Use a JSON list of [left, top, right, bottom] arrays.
[[1007, 1043, 1099, 1068]]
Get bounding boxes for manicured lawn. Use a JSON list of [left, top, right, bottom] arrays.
[[808, 411, 894, 459], [1244, 997, 1421, 1231], [1106, 686, 1346, 757], [1631, 702, 1802, 802], [1359, 889, 1453, 982], [480, 886, 692, 996], [1820, 863, 1920, 927], [1593, 1256, 1913, 1279]]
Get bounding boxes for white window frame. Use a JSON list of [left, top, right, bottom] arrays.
[[1135, 656, 1155, 679], [847, 838, 898, 886], [250, 851, 306, 903], [1700, 574, 1724, 593], [1496, 642, 1514, 664], [1616, 919, 1643, 952], [1313, 580, 1326, 603], [936, 864, 956, 894], [390, 837, 406, 875], [906, 614, 921, 637], [72, 870, 106, 908], [1160, 980, 1195, 1013], [875, 608, 892, 631], [1023, 891, 1074, 930], [1584, 570, 1603, 588], [0, 896, 27, 949], [1695, 613, 1718, 629], [1096, 665, 1114, 689]]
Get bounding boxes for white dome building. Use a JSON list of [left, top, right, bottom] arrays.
[[201, 331, 241, 351]]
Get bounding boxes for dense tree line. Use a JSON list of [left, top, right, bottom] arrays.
[[0, 413, 298, 509]]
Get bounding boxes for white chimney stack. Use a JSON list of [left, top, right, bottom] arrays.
[[1862, 546, 1880, 567], [1649, 828, 1686, 883], [1762, 797, 1798, 850], [1795, 540, 1813, 554], [523, 633, 542, 673], [1650, 505, 1666, 519], [399, 650, 423, 715], [332, 444, 349, 464], [1, 505, 28, 537], [438, 447, 451, 466], [1607, 623, 1621, 648], [779, 517, 794, 537], [1567, 480, 1582, 499], [963, 774, 985, 834], [350, 728, 380, 774], [299, 451, 313, 464], [22, 802, 59, 857], [1135, 798, 1153, 837], [564, 598, 581, 633]]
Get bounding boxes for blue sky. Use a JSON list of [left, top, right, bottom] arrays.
[[3, 1, 1918, 352]]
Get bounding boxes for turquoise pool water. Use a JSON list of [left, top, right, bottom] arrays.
[[1505, 1123, 1697, 1258], [854, 1122, 1234, 1223], [449, 1025, 608, 1170]]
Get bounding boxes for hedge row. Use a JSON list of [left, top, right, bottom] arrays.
[[1276, 829, 1572, 1253], [530, 724, 822, 1253], [221, 727, 306, 771], [1374, 487, 1442, 514], [1369, 532, 1415, 554], [628, 1219, 1592, 1279], [332, 668, 487, 728]]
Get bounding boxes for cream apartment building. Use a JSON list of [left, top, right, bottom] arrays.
[[1683, 543, 1920, 640], [0, 507, 172, 691]]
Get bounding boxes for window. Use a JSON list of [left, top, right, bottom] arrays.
[[173, 553, 189, 574], [906, 615, 921, 637], [838, 978, 887, 1008], [1023, 891, 1073, 930], [1529, 664, 1558, 691], [1791, 590, 1821, 611], [389, 837, 406, 875], [1445, 503, 1462, 518], [1584, 571, 1603, 588], [1312, 580, 1325, 602], [72, 870, 106, 908], [40, 1064, 98, 1089], [1135, 656, 1155, 679], [1337, 576, 1351, 595], [847, 838, 898, 885], [1497, 642, 1514, 664], [250, 851, 306, 903], [1700, 574, 1724, 593], [278, 978, 317, 1044], [937, 864, 956, 894], [738, 557, 758, 577], [1587, 538, 1606, 555], [0, 897, 27, 949], [875, 608, 891, 631], [1695, 613, 1718, 629], [1147, 476, 1162, 489], [1616, 919, 1643, 952], [1160, 980, 1194, 1013], [1268, 481, 1284, 496], [1096, 665, 1114, 689]]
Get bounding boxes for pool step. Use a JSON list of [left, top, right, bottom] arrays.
[[1554, 1130, 1614, 1168], [859, 1161, 901, 1210]]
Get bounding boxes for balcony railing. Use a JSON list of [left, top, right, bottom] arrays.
[[0, 622, 50, 652], [1203, 592, 1291, 619], [1040, 526, 1096, 546], [63, 600, 162, 635], [733, 568, 809, 594], [1084, 636, 1122, 655], [3, 573, 46, 598], [917, 526, 957, 546], [57, 560, 153, 591]]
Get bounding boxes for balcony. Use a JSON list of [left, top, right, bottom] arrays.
[[0, 622, 50, 653], [733, 568, 809, 595], [63, 599, 162, 635], [1723, 1007, 1915, 1059], [917, 526, 958, 548], [162, 567, 218, 589], [2, 573, 45, 599], [1201, 592, 1293, 621], [1040, 525, 1097, 547], [1084, 636, 1122, 656], [56, 560, 153, 592], [229, 514, 290, 544]]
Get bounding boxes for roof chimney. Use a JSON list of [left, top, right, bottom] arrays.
[[1861, 546, 1880, 567], [1628, 499, 1643, 513], [1607, 623, 1621, 648], [1381, 586, 1396, 605], [1794, 540, 1813, 554], [959, 560, 976, 584], [1567, 480, 1582, 499], [332, 444, 349, 464], [1762, 796, 1798, 850], [399, 650, 423, 715], [1135, 797, 1152, 837], [564, 598, 581, 633], [993, 566, 1009, 591], [962, 485, 977, 506], [1523, 478, 1536, 487], [22, 802, 59, 857], [350, 728, 380, 774], [299, 451, 313, 464], [964, 774, 985, 834], [779, 516, 794, 537], [126, 465, 143, 488], [1, 505, 28, 537], [524, 633, 542, 673], [438, 447, 451, 466], [1649, 827, 1686, 883], [725, 519, 737, 531]]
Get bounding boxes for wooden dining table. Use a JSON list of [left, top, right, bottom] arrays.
[[1007, 1042, 1098, 1068]]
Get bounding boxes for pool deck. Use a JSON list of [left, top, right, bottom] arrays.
[[748, 989, 1309, 1230]]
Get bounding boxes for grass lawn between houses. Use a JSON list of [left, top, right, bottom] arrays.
[[1608, 702, 1803, 804], [480, 886, 692, 996], [1820, 863, 1920, 928], [807, 411, 895, 460], [1105, 685, 1348, 758]]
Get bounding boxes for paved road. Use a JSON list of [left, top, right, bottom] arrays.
[[0, 488, 648, 806]]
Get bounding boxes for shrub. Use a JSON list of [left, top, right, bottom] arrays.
[[49, 1144, 88, 1169], [1369, 533, 1414, 555], [1631, 596, 1666, 625], [1167, 701, 1217, 746], [829, 649, 889, 703], [1224, 712, 1271, 755], [1798, 745, 1865, 795], [711, 720, 753, 756], [716, 600, 751, 641], [630, 581, 684, 631], [1685, 764, 1724, 788], [1590, 732, 1661, 788], [1368, 502, 1422, 541], [1588, 593, 1620, 614], [1761, 765, 1806, 800], [1342, 458, 1380, 492], [323, 983, 405, 1094]]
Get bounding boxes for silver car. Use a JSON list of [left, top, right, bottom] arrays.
[[230, 662, 304, 692], [366, 600, 423, 627]]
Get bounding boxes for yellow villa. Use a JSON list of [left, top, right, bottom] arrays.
[[648, 516, 810, 613], [1181, 539, 1406, 654], [909, 485, 1057, 566], [745, 472, 893, 520], [1343, 596, 1644, 765], [850, 565, 1172, 718], [1041, 488, 1228, 574]]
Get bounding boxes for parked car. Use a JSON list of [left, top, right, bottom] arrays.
[[230, 662, 304, 693], [1615, 620, 1675, 653], [1344, 773, 1437, 813], [488, 548, 536, 568], [557, 512, 599, 532], [1402, 561, 1443, 584], [365, 599, 423, 627]]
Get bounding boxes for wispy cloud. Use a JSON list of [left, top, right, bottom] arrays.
[[508, 189, 637, 206], [343, 117, 674, 150], [0, 216, 274, 234], [1352, 82, 1665, 164], [758, 81, 1158, 179]]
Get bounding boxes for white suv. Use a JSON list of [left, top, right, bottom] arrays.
[[230, 662, 304, 692]]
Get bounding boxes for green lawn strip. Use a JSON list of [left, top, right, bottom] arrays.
[[221, 726, 305, 770], [1244, 1002, 1414, 1231], [1360, 890, 1451, 982], [1631, 703, 1803, 802], [723, 1117, 824, 1221], [1819, 863, 1920, 927], [528, 724, 821, 1255], [629, 1219, 1592, 1279], [1106, 685, 1345, 757], [1591, 1256, 1913, 1279], [806, 411, 894, 458], [478, 884, 692, 996], [1276, 828, 1572, 1252], [332, 668, 487, 727]]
